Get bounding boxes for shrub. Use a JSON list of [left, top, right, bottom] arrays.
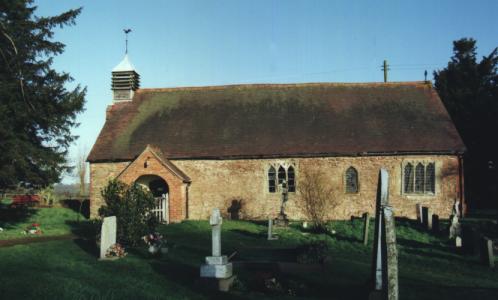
[[98, 180, 158, 246], [298, 169, 338, 232]]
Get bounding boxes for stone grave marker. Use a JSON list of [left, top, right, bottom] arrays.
[[426, 208, 432, 230], [455, 236, 462, 248], [100, 216, 117, 259], [363, 212, 370, 246], [370, 169, 398, 300], [416, 204, 423, 224], [200, 208, 235, 291], [267, 218, 278, 240], [449, 214, 461, 239], [480, 237, 495, 268], [432, 214, 440, 233], [421, 207, 429, 229]]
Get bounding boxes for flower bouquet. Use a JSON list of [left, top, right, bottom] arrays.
[[105, 243, 127, 258], [25, 223, 42, 235], [143, 232, 166, 254]]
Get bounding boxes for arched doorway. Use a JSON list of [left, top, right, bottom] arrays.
[[135, 175, 169, 223]]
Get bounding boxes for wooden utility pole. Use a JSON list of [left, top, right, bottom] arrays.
[[382, 60, 389, 82]]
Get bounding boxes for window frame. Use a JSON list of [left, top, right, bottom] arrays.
[[344, 166, 359, 194], [266, 163, 297, 194], [401, 160, 437, 196]]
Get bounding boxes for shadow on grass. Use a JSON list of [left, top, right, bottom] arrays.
[[0, 207, 39, 229], [66, 220, 100, 239], [397, 238, 450, 252], [150, 260, 246, 300], [229, 229, 265, 239], [73, 238, 99, 257]]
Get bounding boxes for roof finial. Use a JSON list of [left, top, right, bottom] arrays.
[[123, 28, 132, 54]]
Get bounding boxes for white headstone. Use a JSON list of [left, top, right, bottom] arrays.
[[201, 208, 233, 280], [100, 216, 117, 259], [210, 208, 222, 257]]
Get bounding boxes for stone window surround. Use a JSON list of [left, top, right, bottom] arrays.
[[344, 166, 360, 194], [266, 161, 297, 194], [401, 160, 439, 197]]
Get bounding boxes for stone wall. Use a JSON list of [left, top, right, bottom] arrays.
[[173, 155, 461, 220], [89, 161, 129, 218], [90, 155, 461, 220]]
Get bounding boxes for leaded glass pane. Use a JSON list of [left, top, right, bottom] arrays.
[[415, 163, 425, 193], [425, 163, 435, 193], [278, 166, 286, 184], [346, 167, 358, 193], [268, 166, 276, 193], [404, 163, 414, 193], [287, 166, 296, 192]]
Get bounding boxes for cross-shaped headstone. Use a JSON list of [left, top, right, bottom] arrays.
[[209, 208, 223, 257]]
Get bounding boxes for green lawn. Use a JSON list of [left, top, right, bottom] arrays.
[[0, 215, 497, 299], [0, 207, 84, 240]]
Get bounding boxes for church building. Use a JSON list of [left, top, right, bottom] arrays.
[[87, 55, 466, 222]]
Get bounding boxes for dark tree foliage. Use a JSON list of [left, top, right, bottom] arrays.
[[434, 38, 498, 208], [0, 1, 86, 190], [99, 180, 158, 246]]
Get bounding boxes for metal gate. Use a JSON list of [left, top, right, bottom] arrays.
[[152, 194, 169, 223]]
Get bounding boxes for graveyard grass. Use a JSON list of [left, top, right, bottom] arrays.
[[1, 217, 498, 299], [0, 207, 83, 240]]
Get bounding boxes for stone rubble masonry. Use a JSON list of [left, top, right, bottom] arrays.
[[89, 154, 461, 221]]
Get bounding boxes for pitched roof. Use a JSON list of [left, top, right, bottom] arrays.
[[88, 82, 466, 162], [116, 145, 191, 182], [112, 54, 136, 72]]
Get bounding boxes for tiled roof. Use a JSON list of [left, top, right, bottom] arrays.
[[88, 82, 466, 162]]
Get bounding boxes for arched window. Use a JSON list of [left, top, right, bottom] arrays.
[[404, 163, 414, 193], [425, 163, 435, 193], [278, 166, 286, 185], [415, 163, 425, 193], [268, 166, 276, 193], [287, 166, 296, 192], [345, 167, 359, 193]]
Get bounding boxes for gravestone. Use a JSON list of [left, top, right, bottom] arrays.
[[363, 212, 370, 246], [421, 207, 430, 229], [274, 181, 289, 227], [200, 208, 235, 291], [416, 204, 423, 224], [370, 169, 398, 300], [449, 215, 461, 239], [100, 216, 117, 259], [426, 208, 432, 230], [432, 214, 440, 233], [267, 218, 278, 240], [480, 237, 495, 268], [455, 236, 462, 248], [453, 200, 461, 218]]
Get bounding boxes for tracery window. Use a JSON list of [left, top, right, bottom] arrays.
[[345, 167, 359, 193], [403, 161, 436, 195], [268, 165, 296, 193]]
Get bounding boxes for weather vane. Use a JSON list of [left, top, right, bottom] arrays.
[[124, 28, 132, 54]]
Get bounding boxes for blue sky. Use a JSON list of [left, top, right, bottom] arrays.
[[34, 0, 498, 183]]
